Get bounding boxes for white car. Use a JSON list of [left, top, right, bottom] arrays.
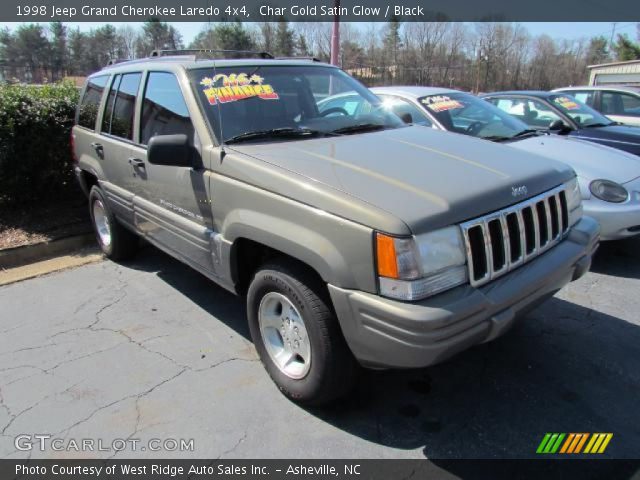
[[349, 86, 640, 241], [552, 85, 640, 127]]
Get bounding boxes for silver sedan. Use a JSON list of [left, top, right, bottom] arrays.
[[363, 86, 640, 241]]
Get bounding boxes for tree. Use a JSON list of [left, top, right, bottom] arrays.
[[612, 33, 640, 61], [117, 25, 138, 60], [67, 28, 88, 75], [586, 35, 609, 65], [190, 22, 254, 52], [296, 34, 311, 56], [9, 24, 50, 83], [383, 18, 402, 66], [49, 22, 67, 80], [136, 19, 183, 57], [274, 19, 295, 56]]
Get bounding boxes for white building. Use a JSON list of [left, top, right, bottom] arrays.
[[588, 59, 640, 86]]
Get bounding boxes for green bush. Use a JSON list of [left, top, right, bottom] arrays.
[[0, 82, 80, 206]]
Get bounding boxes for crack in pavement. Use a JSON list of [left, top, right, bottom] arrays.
[[216, 430, 248, 459], [55, 356, 255, 449], [0, 387, 13, 419], [56, 367, 189, 440]]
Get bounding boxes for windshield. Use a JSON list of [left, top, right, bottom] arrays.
[[416, 92, 531, 140], [189, 65, 404, 144], [548, 94, 614, 127]]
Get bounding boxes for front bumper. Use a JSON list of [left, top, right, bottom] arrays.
[[583, 186, 640, 241], [329, 216, 600, 369]]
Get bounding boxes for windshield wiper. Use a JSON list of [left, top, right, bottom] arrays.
[[330, 123, 387, 135], [512, 129, 540, 138], [584, 122, 613, 128], [224, 127, 323, 144], [482, 135, 512, 142]]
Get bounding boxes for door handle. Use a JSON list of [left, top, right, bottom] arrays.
[[128, 158, 145, 169], [90, 142, 104, 158]]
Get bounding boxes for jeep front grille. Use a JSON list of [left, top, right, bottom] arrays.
[[460, 185, 569, 287]]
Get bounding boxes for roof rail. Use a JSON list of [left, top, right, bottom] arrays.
[[106, 58, 129, 66], [274, 56, 323, 62], [150, 49, 274, 59]]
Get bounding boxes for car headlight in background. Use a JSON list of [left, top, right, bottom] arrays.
[[375, 227, 467, 301], [589, 179, 629, 203], [565, 177, 583, 227]]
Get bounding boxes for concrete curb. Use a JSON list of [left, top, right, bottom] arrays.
[[0, 232, 96, 270]]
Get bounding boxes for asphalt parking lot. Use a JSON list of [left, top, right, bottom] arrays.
[[1, 238, 639, 460]]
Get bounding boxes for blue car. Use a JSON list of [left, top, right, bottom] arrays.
[[482, 91, 640, 157]]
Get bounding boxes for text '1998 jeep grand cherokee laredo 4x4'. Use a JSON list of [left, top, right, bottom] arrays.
[[72, 52, 599, 405]]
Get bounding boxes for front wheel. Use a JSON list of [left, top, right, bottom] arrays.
[[247, 261, 358, 406]]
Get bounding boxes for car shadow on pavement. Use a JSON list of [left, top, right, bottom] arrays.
[[591, 237, 640, 279], [122, 243, 640, 462], [310, 296, 640, 460], [123, 244, 250, 339]]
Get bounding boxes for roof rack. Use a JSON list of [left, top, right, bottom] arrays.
[[150, 49, 274, 59]]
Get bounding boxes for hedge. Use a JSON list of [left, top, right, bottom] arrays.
[[0, 82, 80, 206]]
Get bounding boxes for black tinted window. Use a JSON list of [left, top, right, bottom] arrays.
[[105, 73, 141, 140], [101, 74, 120, 133], [78, 75, 108, 129], [140, 72, 194, 145]]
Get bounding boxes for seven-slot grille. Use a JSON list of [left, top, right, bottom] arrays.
[[460, 185, 570, 287]]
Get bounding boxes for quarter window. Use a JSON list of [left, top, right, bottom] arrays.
[[78, 75, 109, 130], [140, 72, 194, 145], [102, 73, 141, 141], [568, 91, 596, 106]]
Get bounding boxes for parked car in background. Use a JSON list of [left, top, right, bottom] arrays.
[[481, 91, 640, 157], [367, 87, 640, 241], [72, 52, 598, 405], [552, 85, 640, 127]]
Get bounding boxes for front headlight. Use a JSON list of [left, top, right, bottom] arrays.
[[565, 177, 583, 227], [589, 179, 629, 203], [375, 227, 467, 301]]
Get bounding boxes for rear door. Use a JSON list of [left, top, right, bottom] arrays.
[[74, 74, 110, 181], [127, 70, 215, 273], [97, 72, 144, 226]]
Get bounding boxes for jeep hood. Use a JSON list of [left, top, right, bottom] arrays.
[[508, 135, 640, 184], [230, 126, 574, 234]]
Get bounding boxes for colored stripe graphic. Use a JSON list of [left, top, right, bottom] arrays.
[[537, 433, 613, 454]]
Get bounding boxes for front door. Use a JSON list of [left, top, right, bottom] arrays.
[[127, 71, 215, 274]]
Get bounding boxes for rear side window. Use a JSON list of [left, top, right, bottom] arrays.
[[102, 73, 142, 141], [78, 75, 109, 129], [140, 72, 194, 145], [602, 91, 640, 116]]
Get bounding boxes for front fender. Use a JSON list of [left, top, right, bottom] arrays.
[[222, 206, 376, 292]]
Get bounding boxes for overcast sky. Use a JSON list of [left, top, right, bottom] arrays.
[[3, 22, 638, 45]]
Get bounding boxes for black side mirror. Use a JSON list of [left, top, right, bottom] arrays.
[[148, 134, 191, 167], [400, 112, 413, 124], [548, 119, 571, 134]]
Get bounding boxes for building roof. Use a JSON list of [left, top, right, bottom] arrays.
[[588, 59, 640, 69]]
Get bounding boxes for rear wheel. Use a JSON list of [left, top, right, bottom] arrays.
[[247, 260, 358, 406], [89, 186, 138, 261]]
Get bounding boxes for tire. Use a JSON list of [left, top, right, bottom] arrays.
[[247, 260, 359, 406], [88, 185, 138, 261]]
